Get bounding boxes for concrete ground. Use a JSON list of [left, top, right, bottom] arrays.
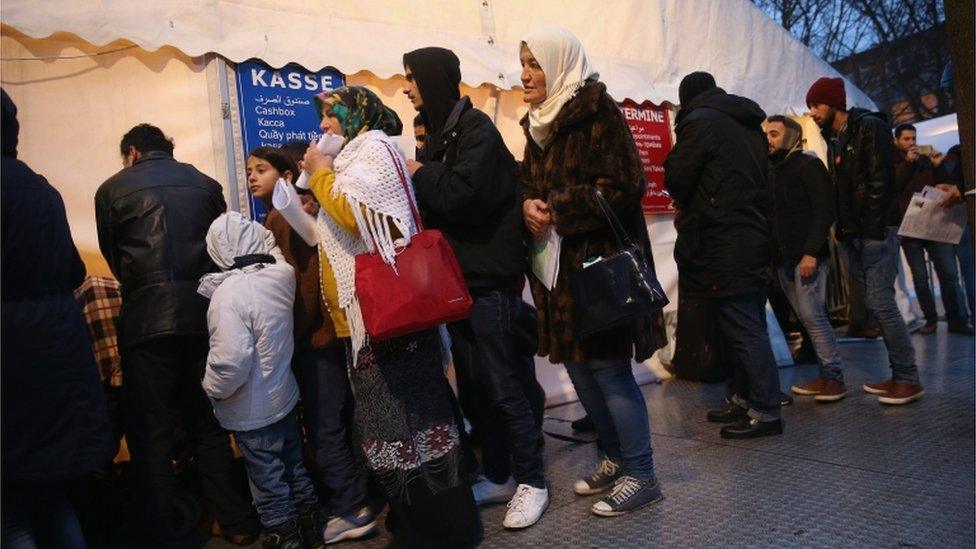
[[208, 324, 975, 548]]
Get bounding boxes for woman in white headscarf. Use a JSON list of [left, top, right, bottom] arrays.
[[519, 25, 667, 517]]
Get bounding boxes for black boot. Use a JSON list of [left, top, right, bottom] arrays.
[[706, 399, 748, 423], [720, 417, 783, 439], [263, 519, 303, 549], [571, 415, 596, 432], [298, 505, 325, 549]]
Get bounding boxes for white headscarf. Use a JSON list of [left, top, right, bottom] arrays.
[[522, 25, 599, 148]]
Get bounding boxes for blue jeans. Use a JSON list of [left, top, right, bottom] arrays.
[[235, 413, 319, 528], [901, 237, 970, 324], [564, 359, 655, 481], [778, 262, 845, 382], [1, 484, 86, 549], [292, 345, 368, 517], [956, 226, 975, 317], [449, 288, 546, 488], [715, 293, 782, 420], [841, 238, 919, 384]]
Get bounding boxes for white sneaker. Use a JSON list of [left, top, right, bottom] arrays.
[[502, 484, 549, 529], [472, 474, 517, 505]]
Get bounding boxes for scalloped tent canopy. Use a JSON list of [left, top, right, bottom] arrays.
[[1, 0, 876, 114]]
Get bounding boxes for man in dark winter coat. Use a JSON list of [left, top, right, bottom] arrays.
[[892, 123, 973, 335], [95, 124, 258, 545], [664, 72, 783, 439], [1, 89, 116, 548], [402, 46, 549, 528], [765, 115, 848, 403], [806, 76, 922, 405]]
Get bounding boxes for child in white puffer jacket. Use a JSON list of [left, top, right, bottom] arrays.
[[198, 211, 321, 549]]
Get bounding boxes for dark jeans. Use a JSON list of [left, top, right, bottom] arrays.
[[448, 288, 546, 488], [841, 238, 919, 384], [292, 345, 368, 517], [902, 237, 970, 324], [715, 293, 782, 420], [121, 335, 257, 545], [563, 359, 655, 480], [235, 413, 318, 528], [1, 483, 86, 549]]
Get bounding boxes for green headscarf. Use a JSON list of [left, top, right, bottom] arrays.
[[314, 86, 402, 141]]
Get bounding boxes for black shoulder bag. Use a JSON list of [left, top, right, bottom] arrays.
[[575, 188, 669, 336]]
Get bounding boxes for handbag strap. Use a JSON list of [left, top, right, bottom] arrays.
[[381, 142, 425, 232], [593, 188, 634, 249]]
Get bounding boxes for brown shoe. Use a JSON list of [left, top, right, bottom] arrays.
[[917, 321, 937, 335], [791, 377, 827, 395], [877, 382, 924, 405], [862, 379, 897, 395], [814, 379, 847, 402], [948, 321, 976, 335]]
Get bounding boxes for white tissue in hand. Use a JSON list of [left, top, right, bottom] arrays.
[[272, 178, 318, 246], [318, 133, 344, 157], [295, 134, 345, 189]]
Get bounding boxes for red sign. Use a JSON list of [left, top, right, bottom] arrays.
[[619, 100, 674, 214]]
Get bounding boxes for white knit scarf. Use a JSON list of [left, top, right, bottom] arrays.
[[523, 25, 599, 148], [314, 130, 419, 360]]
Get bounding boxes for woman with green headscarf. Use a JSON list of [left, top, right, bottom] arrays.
[[302, 86, 482, 548]]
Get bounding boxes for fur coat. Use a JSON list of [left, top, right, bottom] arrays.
[[521, 82, 666, 364]]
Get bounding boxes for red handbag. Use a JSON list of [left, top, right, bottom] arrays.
[[354, 143, 472, 340]]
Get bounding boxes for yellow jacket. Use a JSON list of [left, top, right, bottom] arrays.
[[308, 167, 359, 338]]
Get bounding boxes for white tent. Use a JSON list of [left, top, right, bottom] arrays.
[[1, 0, 877, 403]]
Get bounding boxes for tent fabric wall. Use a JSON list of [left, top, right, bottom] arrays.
[[2, 0, 876, 113], [0, 26, 226, 276], [0, 3, 861, 404]]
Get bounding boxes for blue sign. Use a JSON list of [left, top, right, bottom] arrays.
[[236, 60, 345, 221]]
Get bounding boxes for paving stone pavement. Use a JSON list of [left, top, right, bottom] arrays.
[[208, 325, 975, 548]]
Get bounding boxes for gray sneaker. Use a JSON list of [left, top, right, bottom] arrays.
[[572, 458, 621, 495], [322, 506, 377, 545], [591, 476, 664, 517]]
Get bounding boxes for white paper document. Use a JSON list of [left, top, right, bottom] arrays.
[[897, 185, 967, 244], [531, 227, 562, 290], [272, 178, 319, 246], [294, 133, 345, 190], [389, 135, 417, 160]]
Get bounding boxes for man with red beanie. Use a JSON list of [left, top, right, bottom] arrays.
[[805, 76, 922, 405]]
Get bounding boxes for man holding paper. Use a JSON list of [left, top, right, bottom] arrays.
[[893, 124, 973, 335]]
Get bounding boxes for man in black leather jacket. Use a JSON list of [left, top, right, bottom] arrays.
[[806, 77, 922, 406], [95, 124, 258, 545]]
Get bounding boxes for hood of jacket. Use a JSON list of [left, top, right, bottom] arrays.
[[820, 107, 889, 141], [847, 107, 888, 125], [403, 47, 462, 139], [676, 87, 766, 129], [420, 96, 472, 161], [199, 212, 278, 298]]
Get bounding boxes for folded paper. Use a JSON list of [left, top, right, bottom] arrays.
[[272, 178, 319, 246]]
